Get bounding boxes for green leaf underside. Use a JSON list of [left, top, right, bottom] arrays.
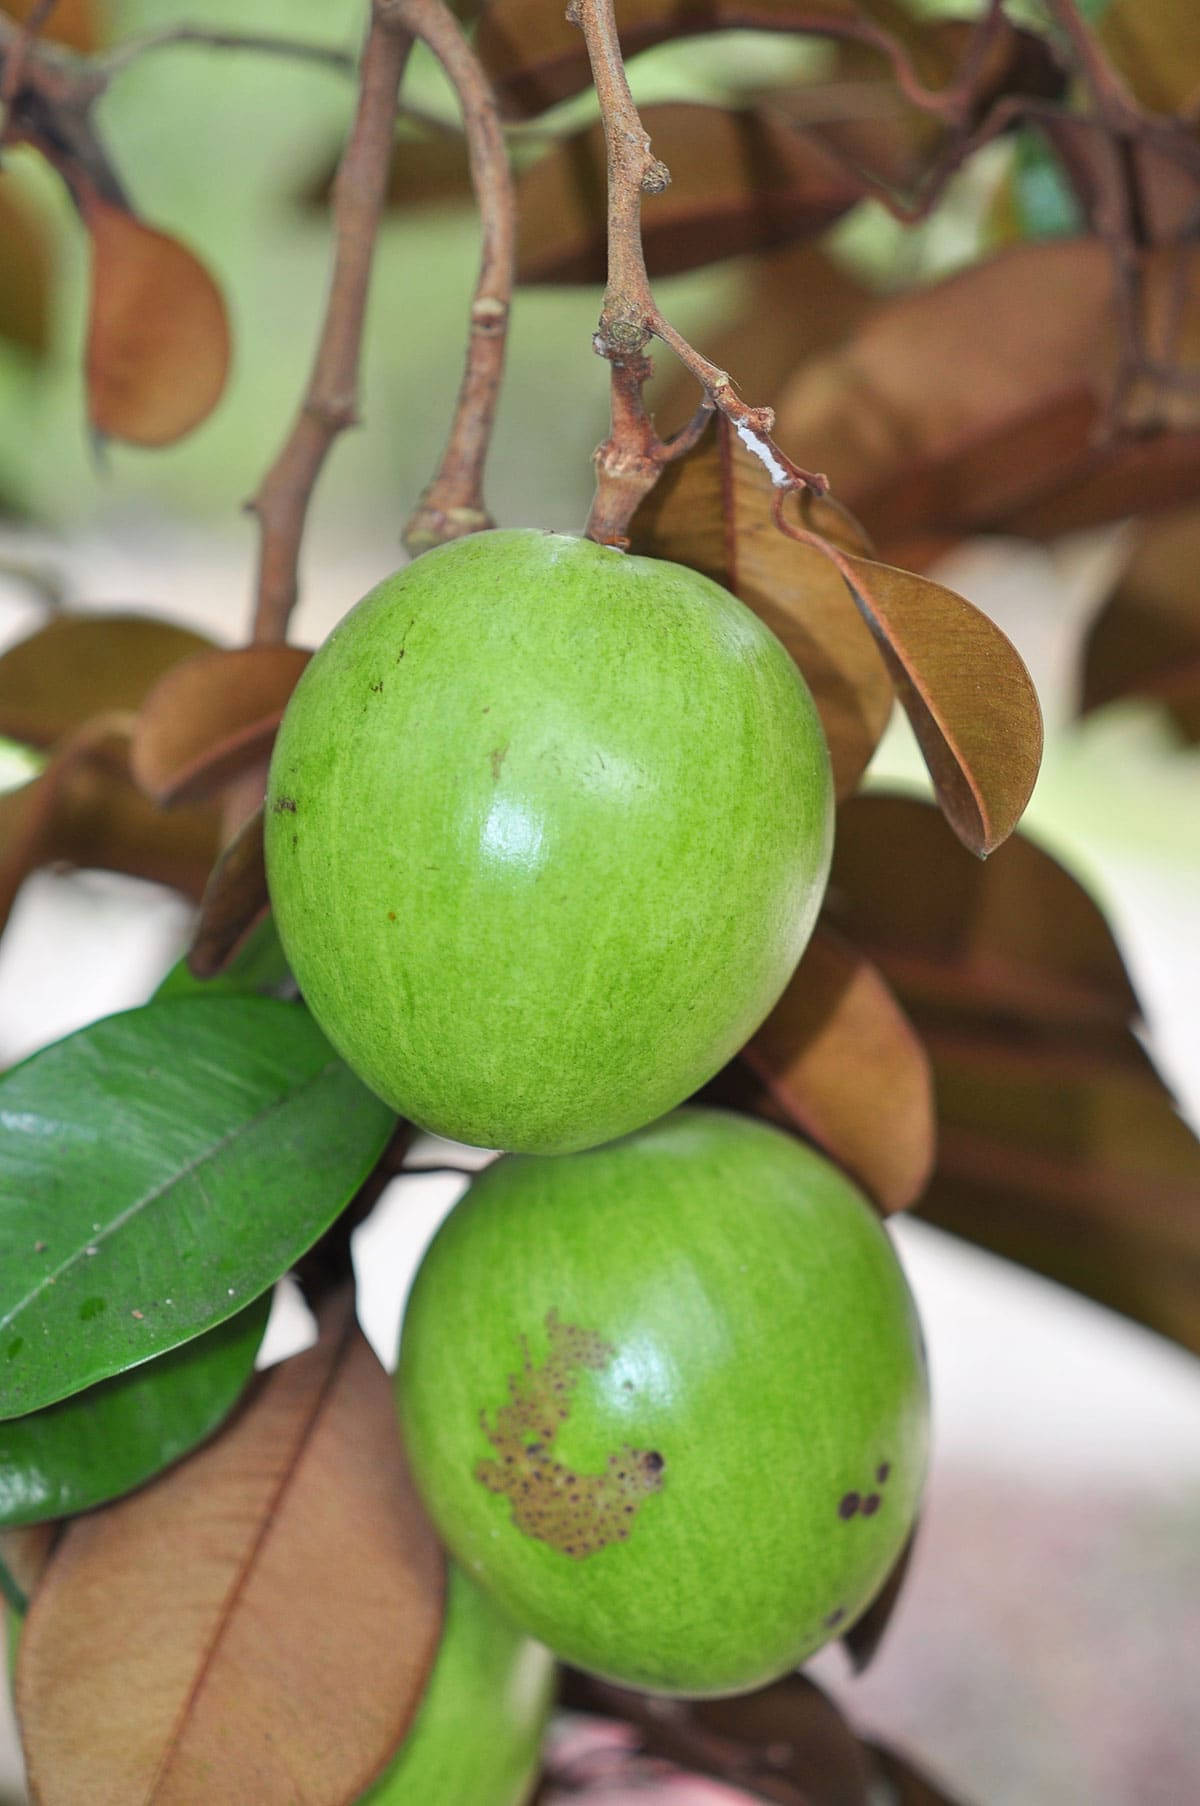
[[0, 998, 395, 1418], [0, 1290, 270, 1527]]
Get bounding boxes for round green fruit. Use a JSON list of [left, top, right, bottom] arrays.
[[357, 1564, 554, 1806], [395, 1107, 930, 1698], [265, 529, 833, 1154]]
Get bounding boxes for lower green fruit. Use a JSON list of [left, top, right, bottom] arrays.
[[358, 1564, 554, 1805], [396, 1108, 929, 1698]]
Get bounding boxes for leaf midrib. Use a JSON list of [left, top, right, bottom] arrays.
[[0, 1057, 345, 1340]]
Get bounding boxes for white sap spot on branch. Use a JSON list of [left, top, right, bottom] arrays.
[[735, 420, 790, 487]]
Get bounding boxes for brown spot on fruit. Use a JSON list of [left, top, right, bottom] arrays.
[[369, 678, 384, 694], [876, 1462, 891, 1484], [824, 1605, 847, 1627], [490, 743, 509, 781], [862, 1493, 881, 1516], [272, 795, 297, 814], [475, 1308, 665, 1560], [838, 1492, 860, 1520]]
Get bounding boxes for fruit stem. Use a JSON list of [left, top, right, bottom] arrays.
[[381, 0, 516, 558], [568, 0, 829, 548], [247, 3, 414, 644]]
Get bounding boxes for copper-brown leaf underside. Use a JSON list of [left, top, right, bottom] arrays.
[[650, 242, 874, 440], [631, 419, 892, 799], [82, 195, 231, 447], [0, 718, 221, 941], [829, 795, 1200, 1356], [131, 644, 311, 807], [187, 804, 269, 979], [478, 0, 977, 119], [712, 924, 935, 1214], [1099, 0, 1200, 113], [16, 1290, 446, 1806], [0, 613, 213, 750], [824, 546, 1043, 856], [563, 1667, 970, 1805], [1080, 505, 1200, 741], [840, 1525, 916, 1672], [1, 0, 101, 51], [297, 126, 474, 213], [776, 238, 1200, 555], [516, 102, 865, 285], [0, 1524, 59, 1613]]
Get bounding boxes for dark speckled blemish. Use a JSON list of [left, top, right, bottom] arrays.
[[272, 795, 297, 814], [490, 743, 509, 781], [824, 1605, 847, 1628], [368, 678, 384, 694], [861, 1492, 881, 1516], [476, 1307, 664, 1560], [877, 1461, 891, 1484], [79, 1297, 106, 1322], [838, 1492, 861, 1521]]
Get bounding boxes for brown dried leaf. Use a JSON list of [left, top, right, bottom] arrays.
[[922, 1025, 1200, 1357], [818, 544, 1043, 855], [187, 805, 269, 979], [866, 1743, 973, 1805], [517, 103, 865, 285], [695, 1675, 875, 1805], [1081, 506, 1200, 740], [1, 0, 101, 51], [650, 242, 874, 440], [1099, 0, 1200, 113], [827, 795, 1140, 1032], [829, 795, 1200, 1356], [632, 420, 893, 799], [840, 1524, 915, 1670], [15, 1289, 446, 1806], [479, 0, 962, 120], [297, 126, 474, 212], [0, 1525, 59, 1614], [0, 718, 221, 940], [82, 195, 231, 448], [776, 239, 1200, 553], [131, 645, 311, 807], [0, 613, 213, 750], [0, 174, 52, 356], [718, 924, 935, 1214]]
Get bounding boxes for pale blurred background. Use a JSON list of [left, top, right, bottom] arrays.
[[1, 1, 1199, 1801]]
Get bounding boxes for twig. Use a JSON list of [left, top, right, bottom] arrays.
[[0, 0, 59, 108], [377, 0, 516, 556], [248, 2, 413, 644], [570, 0, 827, 546], [92, 25, 355, 85]]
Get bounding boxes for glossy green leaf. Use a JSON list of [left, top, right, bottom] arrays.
[[0, 1290, 270, 1527], [0, 998, 396, 1418]]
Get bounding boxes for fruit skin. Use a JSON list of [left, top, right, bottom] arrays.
[[357, 1563, 554, 1806], [395, 1107, 929, 1698], [265, 529, 833, 1154]]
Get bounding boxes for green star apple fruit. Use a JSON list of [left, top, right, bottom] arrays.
[[357, 1563, 554, 1805], [265, 529, 833, 1154], [395, 1107, 930, 1697]]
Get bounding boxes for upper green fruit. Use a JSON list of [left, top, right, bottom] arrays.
[[265, 529, 833, 1154], [357, 1563, 554, 1806], [395, 1107, 930, 1697]]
